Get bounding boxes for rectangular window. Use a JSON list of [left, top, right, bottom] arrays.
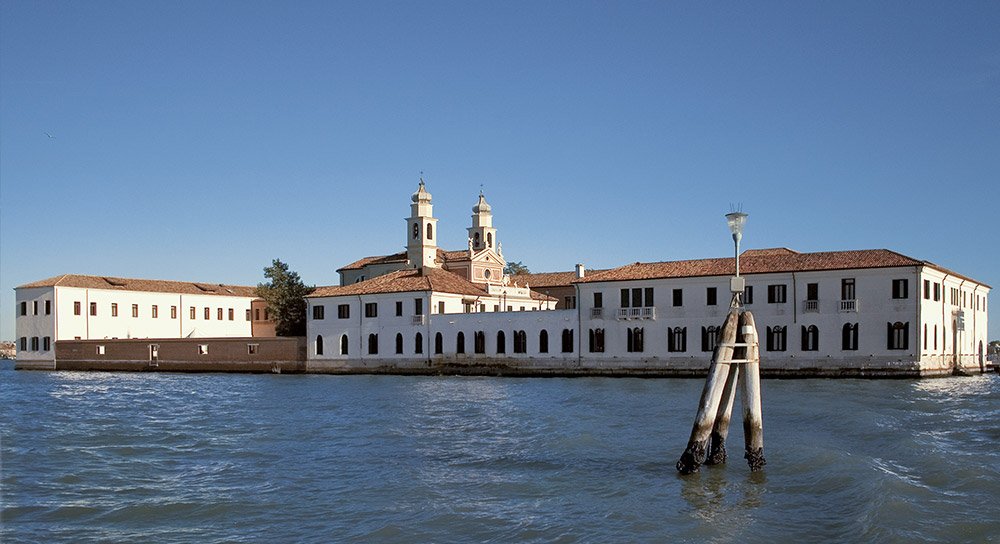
[[414, 298, 423, 316], [745, 285, 754, 305], [620, 289, 630, 308], [171, 306, 178, 319], [313, 305, 325, 320], [706, 287, 717, 306], [767, 284, 787, 304], [74, 301, 81, 315], [464, 302, 472, 313], [248, 344, 259, 355], [438, 301, 445, 314], [395, 301, 403, 316], [228, 308, 234, 321], [19, 301, 26, 316], [806, 283, 819, 301], [632, 288, 642, 308], [190, 307, 196, 320], [111, 303, 119, 317], [97, 345, 106, 355], [132, 304, 139, 318], [43, 337, 51, 351], [593, 292, 603, 308], [365, 302, 378, 318], [246, 309, 251, 321], [217, 308, 223, 320], [90, 302, 98, 316], [32, 301, 38, 315], [338, 304, 350, 319], [45, 300, 51, 315], [152, 305, 159, 318], [892, 279, 908, 299], [31, 337, 39, 350], [198, 344, 209, 355], [255, 308, 261, 320], [672, 289, 683, 307], [923, 279, 930, 300], [933, 283, 941, 302], [842, 278, 856, 300], [563, 296, 577, 309], [494, 304, 500, 312], [644, 288, 654, 307], [19, 337, 26, 351]]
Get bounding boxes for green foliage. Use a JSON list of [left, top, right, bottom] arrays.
[[990, 340, 1000, 355], [504, 261, 530, 275], [256, 259, 314, 337]]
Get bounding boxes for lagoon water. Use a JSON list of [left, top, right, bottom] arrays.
[[1, 363, 998, 543]]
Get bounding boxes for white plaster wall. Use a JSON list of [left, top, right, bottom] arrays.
[[13, 287, 56, 362], [919, 267, 991, 369]]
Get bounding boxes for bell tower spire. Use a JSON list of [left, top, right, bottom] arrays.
[[406, 178, 439, 269], [467, 190, 498, 253]]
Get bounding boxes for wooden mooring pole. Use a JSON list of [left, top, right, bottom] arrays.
[[677, 307, 765, 474]]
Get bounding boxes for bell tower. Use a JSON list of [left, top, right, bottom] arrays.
[[406, 179, 439, 269], [467, 191, 498, 253]]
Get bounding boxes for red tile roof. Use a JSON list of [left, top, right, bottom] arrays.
[[574, 249, 939, 284], [16, 274, 259, 297], [336, 248, 471, 272], [511, 269, 609, 288], [310, 267, 488, 298]]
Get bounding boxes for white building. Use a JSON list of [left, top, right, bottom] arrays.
[[15, 274, 263, 367], [306, 184, 991, 376]]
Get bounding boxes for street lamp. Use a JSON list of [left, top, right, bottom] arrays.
[[726, 211, 748, 306]]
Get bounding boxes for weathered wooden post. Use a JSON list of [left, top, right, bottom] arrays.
[[677, 209, 765, 474], [740, 311, 765, 471], [705, 362, 739, 465], [676, 310, 740, 474]]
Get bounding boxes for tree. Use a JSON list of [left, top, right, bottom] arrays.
[[504, 261, 530, 276], [257, 259, 314, 336]]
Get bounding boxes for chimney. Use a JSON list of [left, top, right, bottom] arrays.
[[575, 263, 585, 279]]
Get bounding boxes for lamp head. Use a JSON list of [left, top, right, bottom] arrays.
[[725, 211, 748, 243]]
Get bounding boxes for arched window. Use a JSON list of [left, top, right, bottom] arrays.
[[395, 333, 404, 354], [474, 232, 480, 248], [668, 327, 686, 352], [474, 331, 485, 354], [801, 325, 819, 351], [589, 328, 605, 353], [842, 323, 858, 351], [887, 321, 909, 350], [435, 332, 443, 354], [487, 232, 493, 247], [561, 329, 574, 353], [923, 323, 928, 350], [702, 326, 720, 352], [415, 332, 423, 354], [340, 334, 349, 355], [412, 222, 420, 239], [426, 223, 433, 240], [368, 333, 379, 355], [513, 330, 527, 353], [496, 330, 506, 354], [766, 326, 787, 352], [539, 330, 549, 353], [627, 327, 644, 353], [316, 335, 324, 356], [456, 332, 466, 354]]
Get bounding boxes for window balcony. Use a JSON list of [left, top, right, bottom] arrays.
[[616, 307, 656, 320], [803, 300, 819, 312], [412, 315, 426, 325], [839, 299, 859, 313], [591, 308, 604, 319]]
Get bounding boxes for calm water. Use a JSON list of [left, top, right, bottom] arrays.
[[1, 363, 998, 543]]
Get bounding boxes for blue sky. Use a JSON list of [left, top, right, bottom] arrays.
[[2, 1, 998, 341]]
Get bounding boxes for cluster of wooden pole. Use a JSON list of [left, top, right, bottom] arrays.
[[676, 306, 765, 474]]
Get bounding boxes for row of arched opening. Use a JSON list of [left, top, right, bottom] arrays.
[[314, 329, 575, 357]]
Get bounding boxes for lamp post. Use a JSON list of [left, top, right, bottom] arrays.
[[725, 211, 748, 306]]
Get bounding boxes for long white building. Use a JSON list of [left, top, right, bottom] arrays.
[[15, 275, 268, 367], [305, 183, 991, 377]]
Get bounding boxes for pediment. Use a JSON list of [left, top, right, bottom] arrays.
[[471, 250, 504, 266]]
